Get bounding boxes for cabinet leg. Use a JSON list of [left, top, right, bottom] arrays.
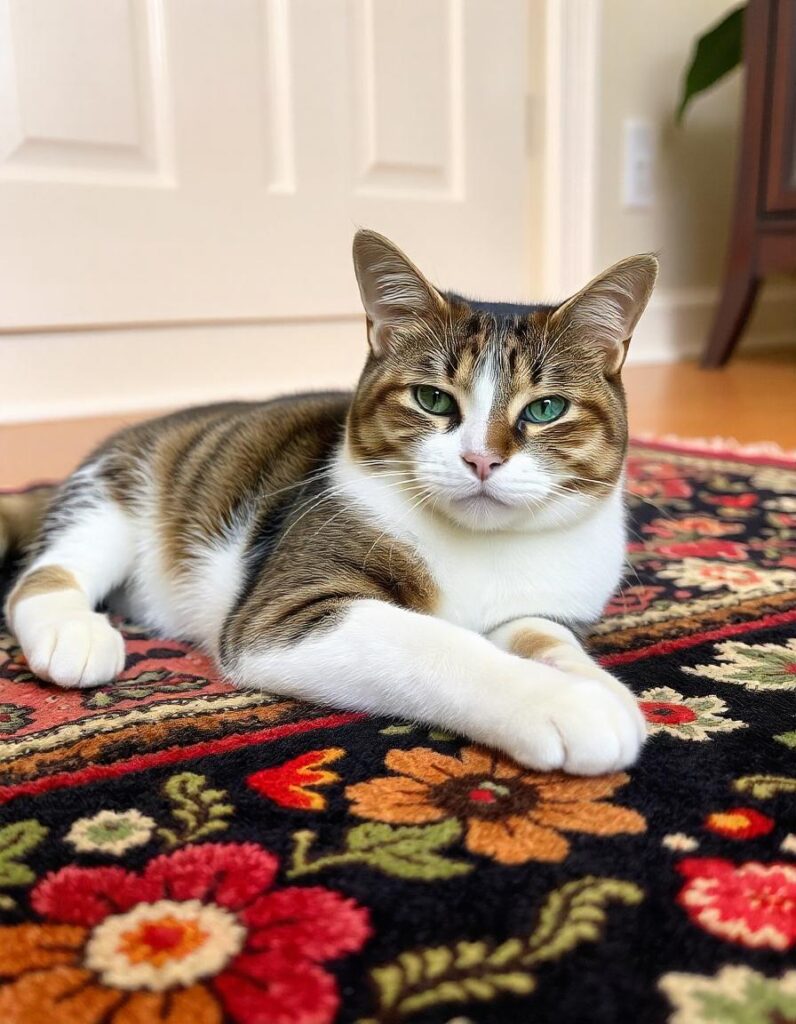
[[701, 268, 760, 368]]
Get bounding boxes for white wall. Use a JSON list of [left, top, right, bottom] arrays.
[[590, 0, 796, 362]]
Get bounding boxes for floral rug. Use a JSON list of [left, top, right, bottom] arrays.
[[0, 438, 795, 1024]]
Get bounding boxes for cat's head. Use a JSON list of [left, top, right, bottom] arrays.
[[347, 230, 657, 532]]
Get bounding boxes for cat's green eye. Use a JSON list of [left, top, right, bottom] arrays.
[[414, 385, 457, 416], [521, 395, 569, 424]]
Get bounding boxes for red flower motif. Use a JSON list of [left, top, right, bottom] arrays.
[[704, 493, 759, 509], [705, 808, 775, 841], [627, 459, 693, 500], [657, 539, 748, 560], [640, 701, 697, 725], [643, 516, 742, 539], [677, 858, 796, 950], [0, 843, 370, 1024], [248, 748, 345, 810]]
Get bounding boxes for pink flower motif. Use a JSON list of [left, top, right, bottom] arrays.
[[677, 859, 796, 950], [604, 585, 665, 615]]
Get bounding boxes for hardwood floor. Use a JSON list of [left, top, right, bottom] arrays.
[[621, 349, 796, 448], [1, 352, 794, 488]]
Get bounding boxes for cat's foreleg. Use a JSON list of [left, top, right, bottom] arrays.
[[227, 599, 644, 774], [6, 486, 133, 688], [488, 616, 647, 743]]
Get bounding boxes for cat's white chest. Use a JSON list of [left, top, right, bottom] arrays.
[[398, 490, 625, 633], [421, 514, 625, 631], [336, 458, 627, 635]]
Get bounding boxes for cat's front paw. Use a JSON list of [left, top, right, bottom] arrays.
[[507, 676, 646, 775], [23, 612, 126, 688], [539, 651, 647, 743]]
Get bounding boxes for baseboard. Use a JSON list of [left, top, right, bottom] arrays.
[[627, 283, 796, 364], [0, 318, 368, 424]]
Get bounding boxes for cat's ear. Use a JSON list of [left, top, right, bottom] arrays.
[[352, 229, 446, 356], [550, 254, 658, 373]]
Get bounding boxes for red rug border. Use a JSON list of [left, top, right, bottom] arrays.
[[599, 608, 796, 667], [0, 711, 366, 806], [628, 436, 796, 469]]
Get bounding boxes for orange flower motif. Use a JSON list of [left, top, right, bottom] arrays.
[[346, 746, 645, 865], [247, 748, 345, 810]]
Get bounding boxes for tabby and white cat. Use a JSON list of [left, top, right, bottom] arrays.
[[2, 230, 657, 775]]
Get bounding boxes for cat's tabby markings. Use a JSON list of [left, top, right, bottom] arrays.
[[1, 231, 657, 775]]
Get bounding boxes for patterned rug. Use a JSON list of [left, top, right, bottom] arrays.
[[1, 438, 795, 1024]]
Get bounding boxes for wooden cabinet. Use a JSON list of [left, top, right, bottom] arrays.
[[703, 0, 796, 366]]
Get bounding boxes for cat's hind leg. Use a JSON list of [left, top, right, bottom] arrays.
[[5, 470, 134, 688]]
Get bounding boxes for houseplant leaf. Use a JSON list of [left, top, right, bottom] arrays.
[[677, 5, 744, 122]]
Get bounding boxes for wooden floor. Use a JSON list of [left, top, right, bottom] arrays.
[[1, 351, 794, 488]]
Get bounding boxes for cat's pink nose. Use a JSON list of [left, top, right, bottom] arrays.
[[461, 451, 504, 481]]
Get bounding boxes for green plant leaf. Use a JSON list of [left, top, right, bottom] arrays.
[[0, 820, 48, 888], [524, 876, 643, 965], [367, 876, 643, 1020], [156, 772, 234, 848], [677, 5, 744, 122], [734, 774, 796, 799]]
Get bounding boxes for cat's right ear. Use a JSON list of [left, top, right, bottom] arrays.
[[352, 230, 445, 356]]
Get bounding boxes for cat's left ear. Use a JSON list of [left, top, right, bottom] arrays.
[[550, 254, 658, 373], [352, 229, 446, 356]]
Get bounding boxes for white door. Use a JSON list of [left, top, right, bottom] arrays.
[[0, 0, 529, 416]]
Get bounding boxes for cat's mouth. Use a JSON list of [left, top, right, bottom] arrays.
[[450, 490, 512, 509]]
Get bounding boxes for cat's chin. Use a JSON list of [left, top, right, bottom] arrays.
[[440, 491, 528, 532]]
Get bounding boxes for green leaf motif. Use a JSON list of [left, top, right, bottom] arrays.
[[287, 819, 470, 881], [0, 819, 48, 890], [734, 774, 796, 799], [775, 731, 796, 749], [523, 877, 643, 965], [677, 5, 744, 122], [367, 876, 643, 1020], [156, 772, 234, 848], [379, 723, 456, 742], [85, 675, 206, 709]]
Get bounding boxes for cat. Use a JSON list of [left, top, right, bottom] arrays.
[[1, 230, 657, 775]]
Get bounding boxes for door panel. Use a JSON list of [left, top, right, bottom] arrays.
[[0, 0, 528, 330]]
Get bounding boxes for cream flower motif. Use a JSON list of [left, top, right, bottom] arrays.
[[66, 809, 156, 856], [764, 496, 796, 512], [658, 559, 796, 594], [781, 834, 796, 856], [662, 833, 699, 852], [752, 466, 796, 493], [84, 898, 245, 991], [684, 638, 796, 692], [639, 686, 746, 741], [660, 966, 796, 1024]]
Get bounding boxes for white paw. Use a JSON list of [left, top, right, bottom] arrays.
[[507, 675, 646, 775], [24, 613, 126, 688], [540, 647, 648, 742]]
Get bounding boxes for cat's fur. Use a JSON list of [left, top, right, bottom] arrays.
[[2, 230, 657, 775]]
